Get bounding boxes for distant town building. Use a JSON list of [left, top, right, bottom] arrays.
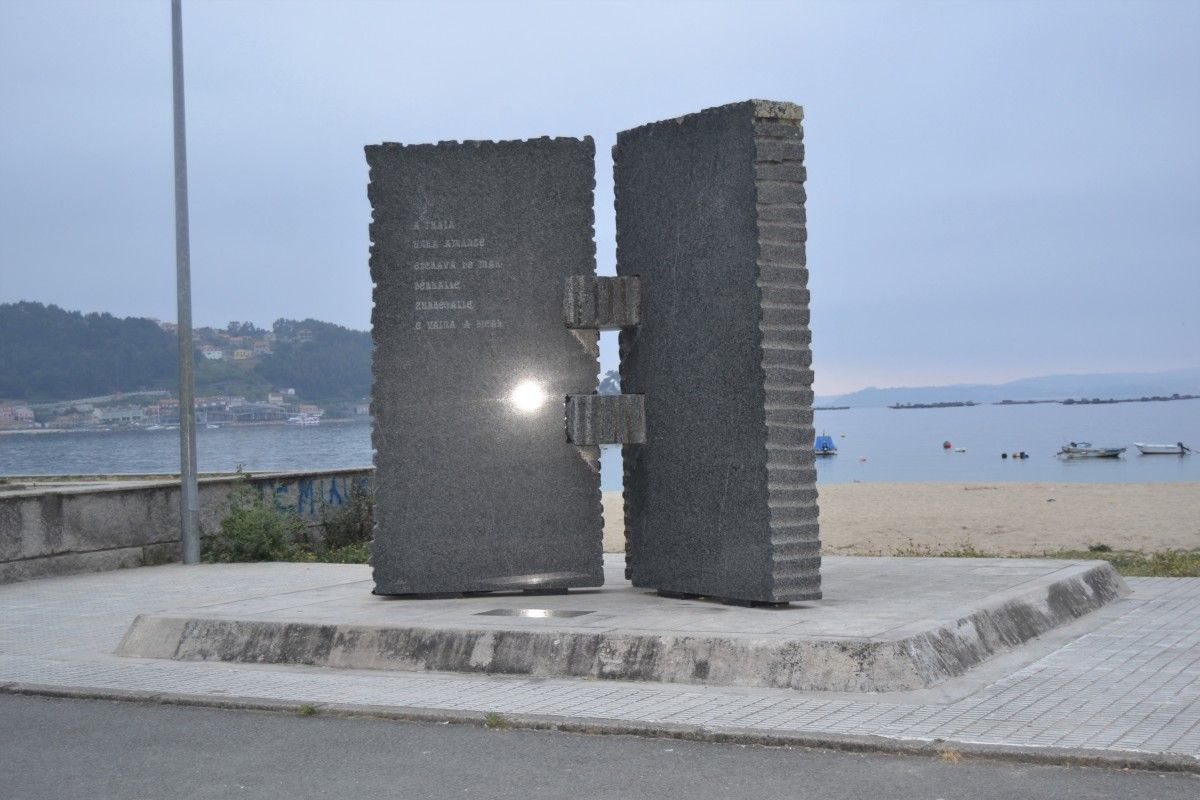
[[232, 349, 253, 361], [228, 402, 291, 423], [268, 392, 284, 405], [296, 329, 314, 343], [52, 412, 92, 428], [252, 340, 272, 355], [0, 403, 36, 428], [196, 396, 243, 410], [200, 345, 224, 361], [93, 406, 144, 425]]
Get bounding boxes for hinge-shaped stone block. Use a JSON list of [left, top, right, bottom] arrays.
[[565, 394, 646, 445], [564, 276, 641, 329]]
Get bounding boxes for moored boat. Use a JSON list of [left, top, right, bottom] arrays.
[[1057, 441, 1125, 459], [814, 434, 837, 456], [1134, 442, 1191, 455]]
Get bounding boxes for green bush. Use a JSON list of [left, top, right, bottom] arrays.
[[319, 482, 374, 551], [203, 485, 311, 563]]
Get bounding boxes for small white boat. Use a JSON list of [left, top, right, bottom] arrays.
[[206, 423, 220, 430], [1134, 442, 1191, 455], [1058, 442, 1125, 459], [287, 414, 320, 426]]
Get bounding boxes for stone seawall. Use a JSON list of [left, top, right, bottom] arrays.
[[0, 469, 372, 584]]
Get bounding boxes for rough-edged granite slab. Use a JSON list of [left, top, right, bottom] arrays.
[[615, 100, 819, 604], [366, 137, 603, 595]]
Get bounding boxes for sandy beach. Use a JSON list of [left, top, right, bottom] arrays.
[[602, 482, 1200, 555]]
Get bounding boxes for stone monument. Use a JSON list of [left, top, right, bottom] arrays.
[[615, 100, 821, 604], [366, 100, 815, 605], [367, 137, 632, 595]]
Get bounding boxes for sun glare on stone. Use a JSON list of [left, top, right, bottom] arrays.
[[510, 380, 547, 413]]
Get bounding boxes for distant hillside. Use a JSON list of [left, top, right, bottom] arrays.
[[818, 368, 1200, 408], [0, 302, 177, 400], [254, 318, 371, 401], [0, 302, 371, 403]]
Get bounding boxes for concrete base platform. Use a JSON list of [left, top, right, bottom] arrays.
[[118, 556, 1128, 693]]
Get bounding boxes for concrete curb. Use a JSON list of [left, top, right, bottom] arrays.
[[4, 680, 1197, 775]]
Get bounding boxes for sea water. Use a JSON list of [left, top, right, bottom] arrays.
[[1, 400, 1197, 487]]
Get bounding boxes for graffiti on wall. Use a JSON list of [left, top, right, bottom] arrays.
[[254, 473, 372, 517]]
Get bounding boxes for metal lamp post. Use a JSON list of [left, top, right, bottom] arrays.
[[171, 0, 200, 563]]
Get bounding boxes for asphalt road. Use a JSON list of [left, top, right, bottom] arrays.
[[1, 695, 1196, 800]]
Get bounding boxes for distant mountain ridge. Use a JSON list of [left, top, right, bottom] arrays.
[[817, 368, 1200, 408]]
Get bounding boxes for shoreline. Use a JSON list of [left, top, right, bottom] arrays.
[[0, 417, 372, 436], [602, 481, 1200, 554]]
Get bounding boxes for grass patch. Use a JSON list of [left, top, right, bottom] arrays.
[[297, 704, 318, 717], [1036, 549, 1200, 578], [316, 542, 371, 564], [894, 542, 991, 559], [937, 746, 962, 763], [483, 712, 512, 730], [891, 541, 1200, 577]]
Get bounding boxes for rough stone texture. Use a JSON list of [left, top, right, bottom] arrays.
[[565, 395, 646, 446], [117, 558, 1129, 693], [563, 276, 641, 329], [615, 100, 819, 603], [0, 469, 370, 584], [366, 138, 603, 595]]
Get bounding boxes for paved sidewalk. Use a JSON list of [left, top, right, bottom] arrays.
[[115, 556, 1126, 692], [2, 559, 1198, 767]]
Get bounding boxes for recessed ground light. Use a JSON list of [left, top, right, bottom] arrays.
[[475, 609, 593, 618]]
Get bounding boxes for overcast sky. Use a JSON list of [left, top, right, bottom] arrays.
[[1, 0, 1196, 394]]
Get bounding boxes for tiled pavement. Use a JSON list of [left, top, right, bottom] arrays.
[[1, 560, 1198, 762]]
